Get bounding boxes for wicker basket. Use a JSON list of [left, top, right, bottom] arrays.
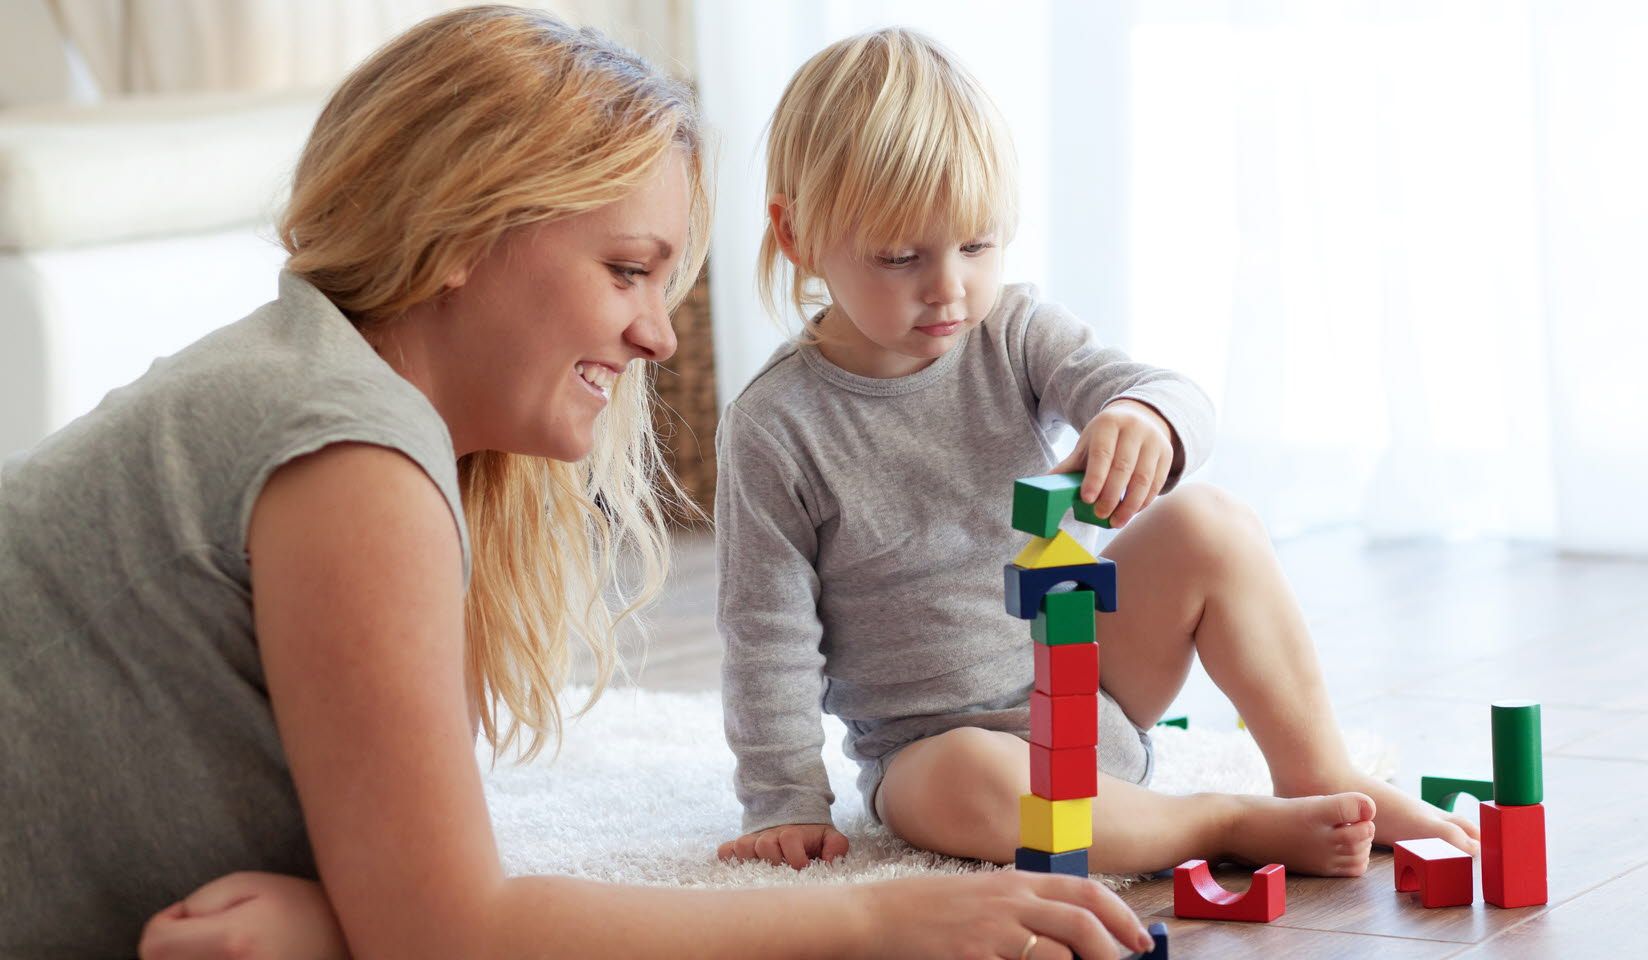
[[651, 262, 718, 526]]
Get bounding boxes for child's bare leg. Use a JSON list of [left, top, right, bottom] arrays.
[[1096, 483, 1478, 855], [877, 727, 1375, 875]]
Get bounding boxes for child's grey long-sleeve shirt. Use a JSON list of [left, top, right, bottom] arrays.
[[716, 283, 1216, 833]]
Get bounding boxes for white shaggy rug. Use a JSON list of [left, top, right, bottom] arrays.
[[479, 687, 1398, 889]]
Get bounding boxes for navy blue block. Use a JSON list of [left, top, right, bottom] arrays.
[[1014, 847, 1089, 876], [1003, 559, 1118, 619]]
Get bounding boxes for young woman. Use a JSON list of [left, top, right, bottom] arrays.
[[0, 8, 1151, 960]]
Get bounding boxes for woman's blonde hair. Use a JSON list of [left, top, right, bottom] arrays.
[[279, 5, 710, 761], [759, 28, 1018, 327]]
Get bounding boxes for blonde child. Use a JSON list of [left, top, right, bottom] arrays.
[[715, 28, 1478, 898]]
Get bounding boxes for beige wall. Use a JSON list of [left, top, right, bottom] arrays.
[[36, 0, 693, 99]]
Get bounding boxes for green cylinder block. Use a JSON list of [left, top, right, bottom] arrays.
[[1491, 700, 1542, 806]]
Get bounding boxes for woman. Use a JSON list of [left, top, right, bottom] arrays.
[[0, 8, 1151, 959]]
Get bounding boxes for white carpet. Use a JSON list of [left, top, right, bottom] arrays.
[[480, 687, 1398, 889]]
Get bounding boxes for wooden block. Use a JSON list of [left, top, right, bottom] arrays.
[[1019, 794, 1092, 853], [1034, 641, 1099, 696], [1156, 715, 1188, 730], [1481, 801, 1548, 908], [1172, 860, 1286, 922], [1014, 530, 1100, 569], [1015, 847, 1089, 877], [1071, 496, 1114, 529], [1012, 474, 1084, 538], [1004, 561, 1117, 619], [1121, 922, 1168, 960], [1491, 700, 1543, 806], [1030, 692, 1098, 748], [1031, 744, 1097, 800], [1032, 590, 1097, 646], [1393, 838, 1474, 907], [1420, 775, 1493, 812]]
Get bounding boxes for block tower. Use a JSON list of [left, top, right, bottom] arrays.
[[1006, 473, 1115, 878], [1482, 700, 1547, 908]]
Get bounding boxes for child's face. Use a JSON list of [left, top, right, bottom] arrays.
[[814, 228, 1003, 379]]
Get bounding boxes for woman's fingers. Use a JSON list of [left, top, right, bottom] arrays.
[[1030, 875, 1154, 955]]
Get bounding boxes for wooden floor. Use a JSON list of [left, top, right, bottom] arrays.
[[625, 528, 1648, 957]]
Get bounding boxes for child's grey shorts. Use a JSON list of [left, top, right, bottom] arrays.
[[849, 688, 1154, 824]]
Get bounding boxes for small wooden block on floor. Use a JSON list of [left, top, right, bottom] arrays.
[[1482, 800, 1549, 908], [1393, 837, 1474, 907], [1173, 860, 1286, 922], [1419, 775, 1493, 812]]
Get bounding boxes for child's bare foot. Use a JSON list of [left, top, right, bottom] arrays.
[[1276, 772, 1480, 857], [1220, 792, 1377, 877]]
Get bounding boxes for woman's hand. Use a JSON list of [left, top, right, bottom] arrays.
[[1050, 399, 1178, 529], [854, 871, 1155, 960], [717, 822, 850, 870], [138, 871, 349, 960]]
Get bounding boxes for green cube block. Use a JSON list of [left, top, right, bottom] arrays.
[[1013, 474, 1083, 538], [1420, 775, 1493, 811], [1032, 590, 1096, 646], [1491, 700, 1543, 805]]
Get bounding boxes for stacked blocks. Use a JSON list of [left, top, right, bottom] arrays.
[[1172, 860, 1286, 922], [1484, 700, 1547, 908], [1408, 699, 1548, 909], [1010, 474, 1110, 878], [1394, 838, 1473, 907]]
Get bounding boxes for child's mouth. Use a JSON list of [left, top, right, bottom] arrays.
[[916, 321, 963, 337]]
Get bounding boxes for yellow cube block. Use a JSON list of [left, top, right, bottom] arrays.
[[1019, 794, 1092, 852]]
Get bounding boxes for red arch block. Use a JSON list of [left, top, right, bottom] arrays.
[[1393, 837, 1474, 907], [1173, 860, 1286, 922]]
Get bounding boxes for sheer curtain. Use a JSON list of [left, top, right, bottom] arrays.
[[696, 0, 1648, 555]]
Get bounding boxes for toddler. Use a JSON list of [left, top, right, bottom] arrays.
[[715, 27, 1477, 879]]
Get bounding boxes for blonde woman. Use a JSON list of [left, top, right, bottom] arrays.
[[0, 7, 1150, 960]]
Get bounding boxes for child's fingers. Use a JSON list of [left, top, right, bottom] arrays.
[[1107, 449, 1161, 528], [753, 831, 786, 866], [777, 828, 813, 870], [822, 828, 851, 863], [179, 872, 260, 917], [137, 907, 245, 960], [1078, 420, 1121, 503], [1048, 441, 1087, 477], [716, 839, 738, 861], [1088, 431, 1143, 520]]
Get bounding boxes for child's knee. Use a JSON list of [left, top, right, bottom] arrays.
[[895, 727, 1023, 829], [1150, 483, 1268, 572]]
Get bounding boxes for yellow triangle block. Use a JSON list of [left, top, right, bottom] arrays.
[[1013, 530, 1098, 570]]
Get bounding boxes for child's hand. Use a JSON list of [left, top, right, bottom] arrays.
[[717, 822, 850, 870], [1050, 399, 1177, 529], [138, 871, 349, 960]]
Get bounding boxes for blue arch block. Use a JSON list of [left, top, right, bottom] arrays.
[[1004, 560, 1117, 619]]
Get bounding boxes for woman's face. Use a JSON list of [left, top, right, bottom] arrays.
[[416, 152, 691, 461]]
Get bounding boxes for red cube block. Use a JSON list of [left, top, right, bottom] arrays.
[[1034, 642, 1099, 696], [1481, 801, 1547, 908], [1393, 837, 1473, 907], [1031, 691, 1098, 748], [1030, 743, 1096, 800]]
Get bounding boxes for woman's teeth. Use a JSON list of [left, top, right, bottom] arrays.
[[575, 362, 616, 396]]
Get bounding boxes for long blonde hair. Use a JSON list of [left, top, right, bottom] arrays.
[[279, 5, 710, 761], [759, 28, 1018, 328]]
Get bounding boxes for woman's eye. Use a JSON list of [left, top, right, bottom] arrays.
[[609, 264, 649, 286]]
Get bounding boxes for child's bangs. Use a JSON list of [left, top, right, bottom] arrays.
[[846, 155, 1010, 258]]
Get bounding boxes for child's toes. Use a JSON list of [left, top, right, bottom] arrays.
[[1438, 815, 1480, 856], [1329, 792, 1377, 826]]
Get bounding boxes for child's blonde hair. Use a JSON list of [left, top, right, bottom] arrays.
[[279, 5, 710, 762], [759, 27, 1018, 326]]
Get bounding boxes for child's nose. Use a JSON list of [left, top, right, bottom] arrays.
[[924, 260, 967, 306]]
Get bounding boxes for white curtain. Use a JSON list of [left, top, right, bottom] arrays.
[[696, 0, 1648, 555]]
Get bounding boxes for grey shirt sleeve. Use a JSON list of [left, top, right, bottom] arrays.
[[715, 406, 836, 832], [1019, 298, 1217, 488]]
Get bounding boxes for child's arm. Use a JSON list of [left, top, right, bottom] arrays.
[[714, 406, 840, 864], [1016, 293, 1217, 520]]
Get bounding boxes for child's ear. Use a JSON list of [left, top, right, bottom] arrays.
[[442, 265, 470, 291], [768, 196, 805, 268]]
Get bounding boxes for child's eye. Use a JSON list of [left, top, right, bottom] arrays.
[[962, 241, 996, 255], [875, 253, 917, 267]]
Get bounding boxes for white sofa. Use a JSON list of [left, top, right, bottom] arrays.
[[0, 81, 323, 461]]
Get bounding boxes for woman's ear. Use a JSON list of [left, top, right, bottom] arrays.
[[768, 196, 805, 268]]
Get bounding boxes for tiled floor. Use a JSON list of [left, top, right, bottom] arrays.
[[623, 528, 1648, 956]]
